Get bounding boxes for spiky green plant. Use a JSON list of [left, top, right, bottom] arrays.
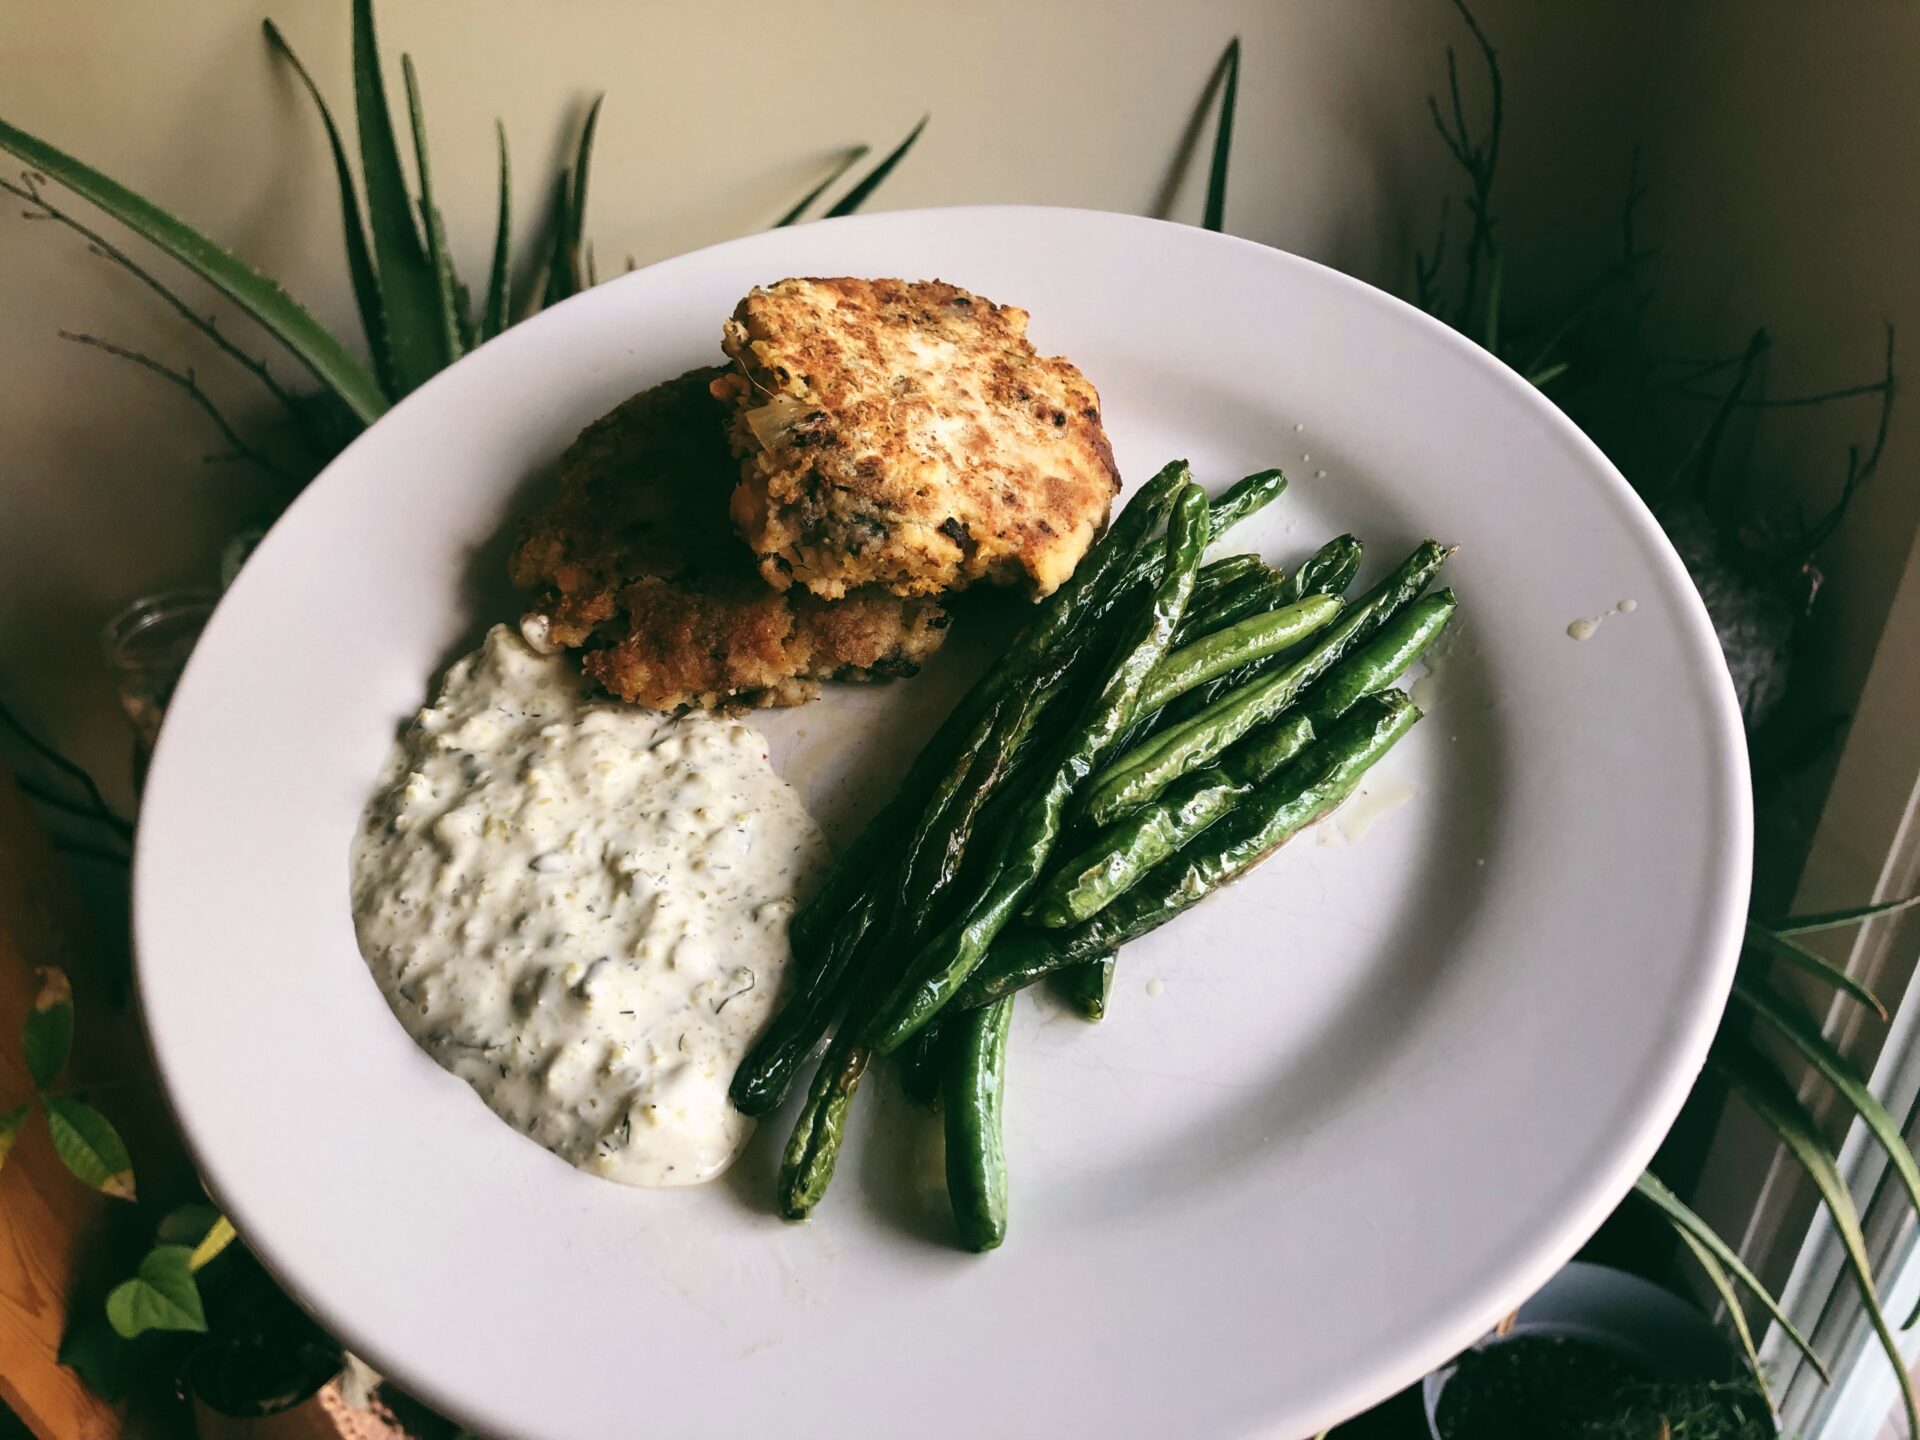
[[1398, 3, 1918, 1432], [0, 0, 924, 469]]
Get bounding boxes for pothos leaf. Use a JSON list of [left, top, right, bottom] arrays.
[[23, 965, 74, 1090], [157, 1201, 222, 1246], [106, 1244, 206, 1339], [43, 1095, 135, 1200], [0, 1102, 29, 1171], [58, 1313, 129, 1403], [190, 1214, 239, 1272]]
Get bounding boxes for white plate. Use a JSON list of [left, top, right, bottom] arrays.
[[135, 207, 1749, 1439]]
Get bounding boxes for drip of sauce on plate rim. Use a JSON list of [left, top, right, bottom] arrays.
[[1567, 597, 1638, 641]]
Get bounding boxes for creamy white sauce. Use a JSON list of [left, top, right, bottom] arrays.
[[351, 625, 825, 1187]]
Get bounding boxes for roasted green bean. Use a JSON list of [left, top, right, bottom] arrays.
[[867, 484, 1214, 1054], [1029, 591, 1455, 926], [1048, 954, 1117, 1019], [1134, 594, 1342, 716], [958, 691, 1423, 1009], [942, 996, 1013, 1251], [1082, 541, 1448, 826]]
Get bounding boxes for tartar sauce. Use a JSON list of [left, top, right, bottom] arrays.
[[351, 625, 825, 1186]]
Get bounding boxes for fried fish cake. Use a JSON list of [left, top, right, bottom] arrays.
[[509, 367, 950, 711], [713, 277, 1121, 601]]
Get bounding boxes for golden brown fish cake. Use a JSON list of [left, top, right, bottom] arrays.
[[713, 277, 1121, 600], [509, 367, 949, 711]]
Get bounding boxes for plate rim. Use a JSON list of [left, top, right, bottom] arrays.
[[133, 203, 1752, 1436]]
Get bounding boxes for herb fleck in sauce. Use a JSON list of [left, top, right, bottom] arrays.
[[351, 625, 825, 1187]]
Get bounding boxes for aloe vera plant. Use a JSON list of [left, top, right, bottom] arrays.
[[0, 0, 925, 460]]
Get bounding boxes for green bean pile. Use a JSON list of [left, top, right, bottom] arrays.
[[731, 461, 1457, 1250]]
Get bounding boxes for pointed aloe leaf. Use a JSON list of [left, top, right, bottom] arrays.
[[539, 169, 576, 310], [567, 94, 603, 262], [0, 116, 386, 422], [1775, 893, 1920, 937], [481, 121, 511, 340], [775, 145, 869, 227], [0, 1102, 29, 1172], [352, 0, 447, 392], [1718, 1040, 1920, 1436], [1735, 975, 1920, 1325], [262, 18, 392, 398], [24, 965, 74, 1091], [44, 1096, 134, 1200], [1202, 38, 1239, 233], [825, 114, 928, 218], [106, 1245, 206, 1339], [1745, 922, 1887, 1020], [1632, 1169, 1826, 1382], [1673, 1226, 1774, 1411], [399, 54, 464, 363]]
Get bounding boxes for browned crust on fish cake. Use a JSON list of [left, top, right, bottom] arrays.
[[714, 277, 1120, 600], [509, 367, 949, 711]]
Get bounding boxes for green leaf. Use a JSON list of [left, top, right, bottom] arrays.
[[106, 1245, 206, 1339], [1483, 244, 1504, 354], [0, 1102, 29, 1171], [1672, 1226, 1774, 1412], [1718, 1039, 1920, 1437], [1632, 1169, 1826, 1382], [262, 18, 393, 399], [158, 1201, 222, 1246], [537, 170, 575, 312], [567, 93, 603, 253], [774, 144, 869, 227], [481, 121, 511, 340], [58, 1313, 128, 1403], [188, 1214, 238, 1272], [1745, 922, 1888, 1020], [352, 0, 448, 393], [1774, 892, 1920, 937], [400, 54, 465, 365], [23, 965, 74, 1090], [0, 115, 387, 423], [539, 94, 604, 310], [1202, 37, 1239, 233], [44, 1096, 135, 1200], [824, 113, 928, 218], [1735, 975, 1920, 1325]]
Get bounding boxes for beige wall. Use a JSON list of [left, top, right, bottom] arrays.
[[0, 0, 1655, 806]]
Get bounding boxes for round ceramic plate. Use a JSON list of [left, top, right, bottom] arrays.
[[135, 207, 1749, 1439]]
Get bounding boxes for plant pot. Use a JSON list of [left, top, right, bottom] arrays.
[[1423, 1260, 1763, 1438]]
